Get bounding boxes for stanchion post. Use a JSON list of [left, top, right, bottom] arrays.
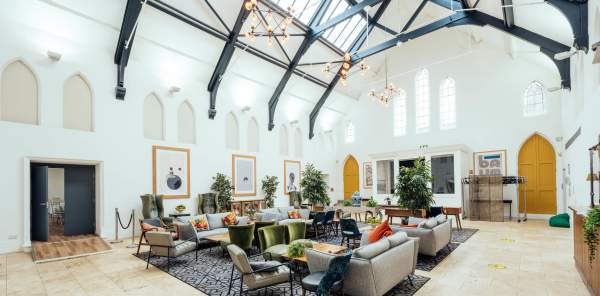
[[127, 209, 137, 248]]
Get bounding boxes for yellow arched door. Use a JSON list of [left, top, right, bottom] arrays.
[[518, 134, 557, 214], [343, 155, 359, 200]]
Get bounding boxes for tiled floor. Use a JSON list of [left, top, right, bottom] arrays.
[[0, 219, 591, 296]]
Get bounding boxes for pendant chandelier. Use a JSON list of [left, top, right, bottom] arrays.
[[322, 53, 369, 86], [369, 57, 397, 106], [244, 0, 294, 46]]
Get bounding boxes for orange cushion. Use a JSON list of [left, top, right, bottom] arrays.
[[368, 220, 393, 243], [288, 210, 300, 219], [141, 223, 165, 232], [223, 212, 239, 226], [189, 217, 209, 230], [404, 224, 418, 228]]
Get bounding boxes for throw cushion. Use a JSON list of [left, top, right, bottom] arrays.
[[299, 209, 311, 219], [223, 212, 239, 226], [418, 218, 438, 229], [354, 237, 390, 259], [435, 214, 448, 224], [387, 231, 408, 247], [141, 223, 164, 232], [368, 220, 393, 243], [288, 210, 301, 219], [316, 252, 353, 295], [207, 213, 226, 229], [189, 215, 209, 230], [259, 212, 280, 222], [250, 261, 281, 272]]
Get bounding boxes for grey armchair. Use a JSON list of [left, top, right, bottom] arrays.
[[144, 231, 197, 271], [227, 244, 294, 295]]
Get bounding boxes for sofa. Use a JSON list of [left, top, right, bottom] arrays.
[[391, 215, 452, 256], [305, 231, 419, 296], [255, 206, 311, 225], [176, 212, 249, 242]]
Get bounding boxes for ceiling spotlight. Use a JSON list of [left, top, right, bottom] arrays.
[[47, 50, 62, 62], [241, 106, 251, 113], [169, 86, 181, 94], [554, 47, 577, 61]]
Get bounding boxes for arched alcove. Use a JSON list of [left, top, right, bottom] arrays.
[[247, 117, 259, 152], [177, 100, 196, 144], [143, 93, 165, 140], [1, 60, 38, 125], [63, 74, 93, 131], [225, 112, 240, 149], [279, 125, 289, 156]]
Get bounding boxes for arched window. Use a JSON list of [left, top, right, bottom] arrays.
[[177, 101, 196, 144], [247, 117, 259, 152], [439, 77, 456, 130], [415, 69, 430, 133], [523, 81, 546, 117], [63, 74, 93, 131], [393, 89, 407, 136], [143, 93, 164, 140], [225, 112, 240, 149], [294, 127, 303, 158], [279, 125, 289, 156], [1, 60, 38, 125], [345, 122, 355, 143]]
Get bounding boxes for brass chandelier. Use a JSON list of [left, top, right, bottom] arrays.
[[369, 58, 397, 106], [322, 53, 369, 86], [244, 0, 294, 46]]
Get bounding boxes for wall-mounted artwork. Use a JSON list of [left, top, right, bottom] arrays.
[[284, 160, 301, 194], [363, 162, 373, 188], [232, 154, 256, 196], [473, 150, 507, 176], [152, 146, 190, 199]]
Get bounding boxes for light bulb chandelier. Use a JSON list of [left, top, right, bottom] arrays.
[[244, 0, 294, 46], [369, 57, 397, 106], [322, 52, 369, 86]]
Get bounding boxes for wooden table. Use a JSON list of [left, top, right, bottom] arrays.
[[204, 232, 230, 243], [442, 207, 462, 230], [282, 243, 347, 263]]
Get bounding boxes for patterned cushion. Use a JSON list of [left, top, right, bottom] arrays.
[[189, 215, 209, 230], [223, 212, 239, 226], [141, 223, 164, 232], [288, 210, 300, 219]]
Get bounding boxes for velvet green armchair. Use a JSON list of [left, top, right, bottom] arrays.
[[257, 225, 288, 261], [253, 220, 276, 247], [286, 222, 312, 246], [222, 223, 255, 253]]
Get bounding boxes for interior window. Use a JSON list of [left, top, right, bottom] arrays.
[[431, 155, 455, 194], [376, 160, 395, 194]]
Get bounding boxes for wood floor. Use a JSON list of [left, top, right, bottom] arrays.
[[31, 236, 112, 263]]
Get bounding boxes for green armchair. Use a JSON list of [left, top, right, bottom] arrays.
[[257, 225, 288, 261], [222, 224, 255, 253], [253, 220, 277, 247], [286, 222, 312, 246]]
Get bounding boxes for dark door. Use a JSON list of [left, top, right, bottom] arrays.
[[31, 165, 49, 241], [64, 166, 95, 236]]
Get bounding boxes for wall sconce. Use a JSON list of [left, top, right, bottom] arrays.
[[241, 106, 251, 113], [47, 50, 62, 62], [169, 86, 181, 95]]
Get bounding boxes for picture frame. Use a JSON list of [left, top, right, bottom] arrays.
[[284, 160, 301, 194], [473, 150, 507, 176], [152, 145, 191, 199], [363, 162, 373, 188], [232, 154, 257, 197]]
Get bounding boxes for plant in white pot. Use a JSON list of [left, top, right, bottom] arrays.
[[300, 163, 328, 210]]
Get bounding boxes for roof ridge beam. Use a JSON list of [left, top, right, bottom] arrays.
[[113, 0, 144, 100]]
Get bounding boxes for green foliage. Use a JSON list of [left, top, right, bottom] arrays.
[[584, 206, 600, 263], [211, 173, 232, 212], [287, 242, 306, 258], [367, 216, 381, 225], [366, 196, 378, 208], [394, 157, 435, 211], [300, 163, 328, 206], [342, 200, 353, 207], [261, 175, 279, 208]]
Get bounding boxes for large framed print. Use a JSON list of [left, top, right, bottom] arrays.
[[284, 160, 301, 194], [473, 150, 507, 176], [232, 154, 256, 197], [152, 146, 190, 199], [363, 162, 373, 188]]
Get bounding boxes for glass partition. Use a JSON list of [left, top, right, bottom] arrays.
[[376, 160, 395, 194]]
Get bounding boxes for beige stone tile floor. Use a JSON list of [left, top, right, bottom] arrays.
[[0, 219, 591, 296]]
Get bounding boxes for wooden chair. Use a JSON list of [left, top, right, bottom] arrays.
[[442, 207, 462, 230]]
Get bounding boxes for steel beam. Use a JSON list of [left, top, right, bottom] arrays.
[[401, 0, 429, 33], [546, 0, 588, 51], [501, 0, 515, 29], [113, 0, 144, 100], [346, 0, 398, 36], [267, 0, 333, 131], [309, 0, 391, 139], [206, 3, 251, 119], [313, 0, 386, 34]]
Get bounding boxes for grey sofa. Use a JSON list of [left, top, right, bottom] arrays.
[[305, 231, 419, 296], [392, 215, 452, 256], [176, 212, 249, 242], [255, 206, 311, 225]]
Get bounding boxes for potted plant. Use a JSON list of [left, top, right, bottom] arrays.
[[300, 163, 328, 210], [175, 204, 186, 214], [366, 196, 378, 208], [384, 196, 393, 206], [211, 173, 233, 212], [342, 200, 353, 207], [584, 206, 600, 263], [261, 175, 279, 208], [394, 157, 434, 217], [287, 241, 310, 258]]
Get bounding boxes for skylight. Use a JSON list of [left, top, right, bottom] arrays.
[[272, 0, 368, 51]]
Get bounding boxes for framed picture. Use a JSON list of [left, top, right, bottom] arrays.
[[363, 162, 373, 188], [473, 150, 507, 176], [284, 160, 301, 194], [232, 154, 256, 197], [152, 146, 190, 199]]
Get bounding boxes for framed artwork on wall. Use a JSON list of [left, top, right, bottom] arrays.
[[152, 145, 190, 199], [473, 150, 507, 176], [232, 154, 256, 197], [363, 162, 373, 188], [284, 160, 301, 194]]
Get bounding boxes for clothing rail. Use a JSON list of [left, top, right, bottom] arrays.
[[461, 176, 527, 222]]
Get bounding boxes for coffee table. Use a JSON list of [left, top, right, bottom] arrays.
[[282, 242, 347, 263], [204, 232, 230, 256]]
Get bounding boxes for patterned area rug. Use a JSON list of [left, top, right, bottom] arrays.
[[452, 228, 479, 243]]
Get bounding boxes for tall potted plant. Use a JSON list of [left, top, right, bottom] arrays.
[[211, 173, 233, 212], [261, 175, 279, 208], [300, 163, 328, 210], [394, 157, 434, 217]]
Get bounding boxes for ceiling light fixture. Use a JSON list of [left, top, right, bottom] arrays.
[[47, 50, 62, 62], [322, 52, 369, 85], [243, 0, 294, 46], [369, 57, 397, 106]]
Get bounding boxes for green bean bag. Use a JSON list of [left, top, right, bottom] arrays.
[[549, 213, 570, 228]]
